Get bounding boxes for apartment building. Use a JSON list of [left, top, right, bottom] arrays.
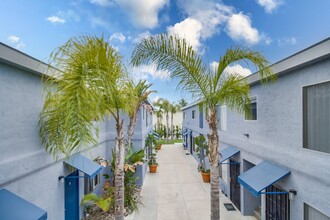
[[0, 43, 152, 219], [182, 38, 330, 220]]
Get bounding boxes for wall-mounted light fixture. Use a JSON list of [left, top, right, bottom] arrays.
[[244, 133, 249, 138], [58, 176, 65, 183], [289, 189, 297, 200]]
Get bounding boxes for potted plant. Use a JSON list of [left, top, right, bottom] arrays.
[[148, 153, 158, 173], [156, 143, 162, 150], [195, 135, 210, 183]]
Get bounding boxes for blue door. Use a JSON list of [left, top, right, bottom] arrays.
[[65, 171, 79, 220]]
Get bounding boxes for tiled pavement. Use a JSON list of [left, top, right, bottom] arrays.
[[134, 144, 256, 220]]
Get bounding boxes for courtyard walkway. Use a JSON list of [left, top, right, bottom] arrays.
[[134, 144, 256, 220]]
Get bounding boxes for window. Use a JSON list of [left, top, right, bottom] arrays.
[[84, 173, 100, 194], [192, 110, 195, 119], [304, 203, 330, 220], [199, 109, 203, 128], [303, 81, 330, 154], [245, 97, 257, 120]]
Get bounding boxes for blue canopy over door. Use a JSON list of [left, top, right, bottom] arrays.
[[238, 161, 290, 197], [0, 189, 47, 220]]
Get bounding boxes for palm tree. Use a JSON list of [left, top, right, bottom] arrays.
[[170, 102, 179, 139], [126, 79, 154, 152], [154, 108, 163, 130], [159, 98, 171, 141], [39, 36, 123, 159], [178, 98, 188, 109], [131, 34, 274, 220], [39, 36, 132, 220]]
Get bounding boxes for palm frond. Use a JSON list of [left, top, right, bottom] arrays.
[[213, 74, 250, 113], [39, 36, 124, 159], [215, 46, 275, 90], [131, 34, 209, 100]]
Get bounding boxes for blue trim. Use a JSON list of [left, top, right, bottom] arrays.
[[221, 162, 240, 165], [260, 191, 288, 195], [65, 154, 102, 178]]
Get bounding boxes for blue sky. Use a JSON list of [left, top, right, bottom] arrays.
[[1, 0, 330, 103]]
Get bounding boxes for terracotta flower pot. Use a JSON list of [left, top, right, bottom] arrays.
[[201, 172, 210, 183], [149, 164, 158, 173], [157, 144, 162, 150]]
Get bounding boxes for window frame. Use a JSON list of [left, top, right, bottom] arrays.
[[244, 96, 257, 121], [192, 110, 195, 119], [304, 203, 330, 220], [84, 173, 101, 194], [302, 80, 330, 154]]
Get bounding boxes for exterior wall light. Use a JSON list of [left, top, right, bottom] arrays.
[[58, 176, 65, 183], [289, 189, 297, 200], [244, 133, 249, 138]]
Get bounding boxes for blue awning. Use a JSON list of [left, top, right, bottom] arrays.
[[65, 154, 102, 178], [238, 161, 290, 197], [0, 189, 47, 220], [220, 146, 240, 163]]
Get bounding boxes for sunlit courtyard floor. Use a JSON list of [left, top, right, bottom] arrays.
[[134, 144, 257, 220]]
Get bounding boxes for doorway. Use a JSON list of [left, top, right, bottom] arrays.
[[265, 185, 290, 220], [230, 159, 241, 210], [65, 171, 79, 220]]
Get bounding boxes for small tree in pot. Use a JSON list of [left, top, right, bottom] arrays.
[[195, 135, 210, 182], [145, 133, 158, 173]]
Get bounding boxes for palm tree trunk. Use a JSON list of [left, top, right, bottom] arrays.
[[166, 113, 169, 141], [171, 113, 174, 139], [127, 113, 137, 153], [207, 109, 220, 220], [114, 119, 125, 220]]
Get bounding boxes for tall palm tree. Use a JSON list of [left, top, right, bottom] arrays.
[[106, 80, 131, 220], [154, 108, 163, 130], [131, 34, 274, 220], [39, 36, 123, 159], [126, 79, 154, 152], [39, 36, 132, 220], [159, 98, 171, 141], [178, 98, 188, 109], [170, 102, 179, 139]]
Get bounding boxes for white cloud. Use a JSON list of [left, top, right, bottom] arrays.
[[224, 64, 252, 77], [130, 63, 170, 81], [209, 61, 252, 78], [167, 18, 203, 50], [109, 32, 126, 43], [256, 0, 283, 13], [46, 16, 66, 24], [7, 35, 26, 50], [90, 0, 113, 7], [8, 35, 20, 43], [278, 37, 297, 47], [226, 13, 261, 46], [115, 0, 168, 29], [133, 31, 152, 43], [169, 0, 232, 51]]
